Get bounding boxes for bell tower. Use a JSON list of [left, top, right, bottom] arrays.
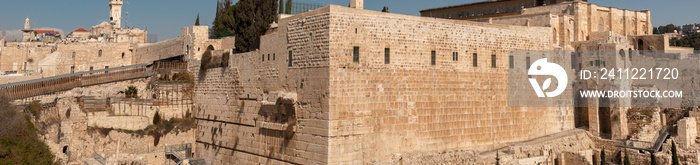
[[109, 0, 123, 28]]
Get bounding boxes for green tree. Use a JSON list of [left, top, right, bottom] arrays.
[[279, 0, 285, 14], [382, 6, 389, 13], [674, 33, 700, 50], [285, 0, 292, 14], [211, 0, 235, 39], [233, 0, 278, 52], [195, 13, 200, 26], [600, 148, 606, 165], [655, 24, 680, 34], [650, 151, 658, 165], [672, 140, 679, 165], [125, 86, 138, 98]]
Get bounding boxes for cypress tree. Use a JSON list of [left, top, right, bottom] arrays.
[[233, 0, 278, 52], [600, 148, 606, 165], [195, 13, 200, 26], [279, 0, 284, 14], [285, 0, 292, 14], [672, 140, 679, 165]]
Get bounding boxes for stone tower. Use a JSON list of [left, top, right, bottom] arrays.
[[350, 0, 363, 9], [109, 0, 123, 28], [24, 17, 30, 30]]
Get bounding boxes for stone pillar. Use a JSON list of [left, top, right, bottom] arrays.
[[678, 117, 697, 148], [350, 0, 363, 9], [611, 107, 629, 140]]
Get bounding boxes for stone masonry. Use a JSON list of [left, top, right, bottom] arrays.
[[192, 5, 577, 165]]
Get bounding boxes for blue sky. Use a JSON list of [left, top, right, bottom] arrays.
[[1, 0, 698, 41]]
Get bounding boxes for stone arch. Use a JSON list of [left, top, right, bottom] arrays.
[[637, 39, 644, 50], [98, 50, 102, 57], [598, 17, 605, 31], [207, 45, 215, 50], [619, 49, 626, 60], [121, 52, 125, 59]]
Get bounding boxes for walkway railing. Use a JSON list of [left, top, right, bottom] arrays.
[[0, 62, 188, 100]]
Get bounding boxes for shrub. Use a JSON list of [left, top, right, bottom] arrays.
[[0, 97, 58, 164], [26, 101, 41, 119], [125, 86, 138, 98], [173, 72, 194, 84], [153, 111, 161, 125]]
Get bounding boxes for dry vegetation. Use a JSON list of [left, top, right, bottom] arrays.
[[0, 98, 58, 164]]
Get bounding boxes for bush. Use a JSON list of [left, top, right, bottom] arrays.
[[26, 101, 41, 119], [125, 86, 138, 98], [0, 136, 58, 165], [173, 72, 194, 84], [153, 111, 161, 125], [0, 97, 58, 164]]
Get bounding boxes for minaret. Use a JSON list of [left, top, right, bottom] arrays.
[[350, 0, 363, 9], [109, 0, 123, 28], [24, 17, 30, 30]]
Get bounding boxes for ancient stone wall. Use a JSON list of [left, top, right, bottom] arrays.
[[37, 42, 133, 77], [87, 114, 150, 130], [0, 42, 54, 74], [133, 37, 184, 64], [325, 6, 574, 164], [182, 26, 222, 60], [193, 6, 333, 164]]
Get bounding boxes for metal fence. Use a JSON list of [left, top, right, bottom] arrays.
[[290, 1, 325, 15]]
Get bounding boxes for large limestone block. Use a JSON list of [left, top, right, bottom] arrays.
[[678, 117, 697, 148]]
